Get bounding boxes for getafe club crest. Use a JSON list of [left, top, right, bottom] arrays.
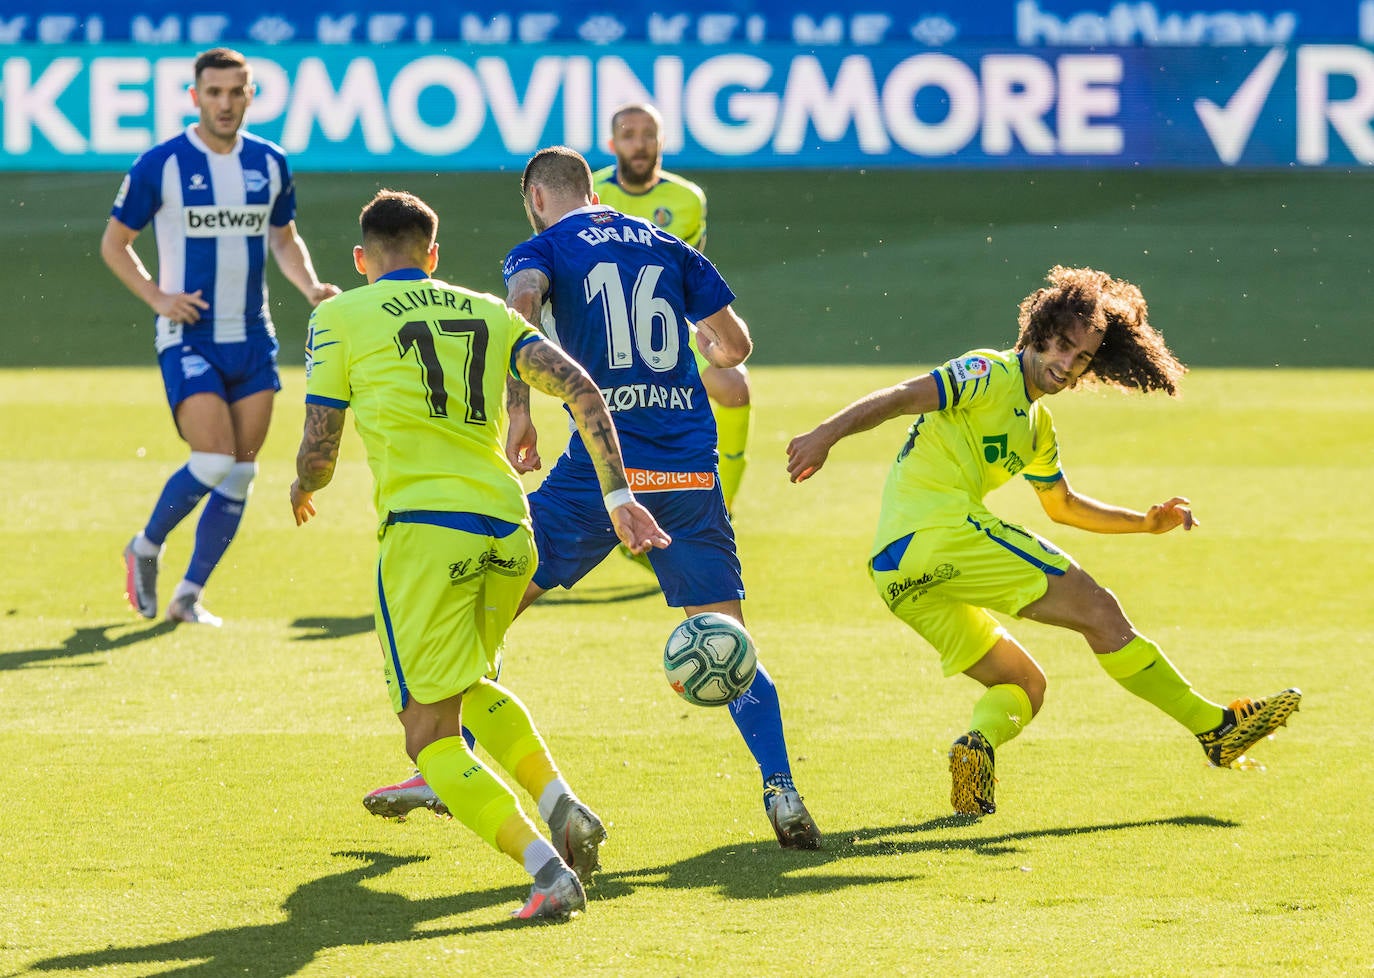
[[652, 206, 672, 228]]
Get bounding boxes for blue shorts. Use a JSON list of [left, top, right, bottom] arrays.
[[530, 458, 744, 608], [157, 330, 281, 414]]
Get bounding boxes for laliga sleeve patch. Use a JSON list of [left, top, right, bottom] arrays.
[[949, 355, 991, 383]]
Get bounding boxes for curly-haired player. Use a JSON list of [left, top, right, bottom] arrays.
[[786, 266, 1300, 815]]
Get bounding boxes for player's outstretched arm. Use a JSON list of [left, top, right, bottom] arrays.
[[291, 402, 346, 526], [269, 222, 341, 306], [100, 217, 210, 324], [514, 338, 670, 555], [786, 375, 940, 483], [694, 305, 752, 369], [1032, 477, 1198, 534]]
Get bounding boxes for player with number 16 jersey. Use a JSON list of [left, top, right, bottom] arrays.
[[503, 208, 732, 487], [495, 147, 821, 850]]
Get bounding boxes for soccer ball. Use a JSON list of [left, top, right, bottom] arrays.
[[663, 612, 758, 707]]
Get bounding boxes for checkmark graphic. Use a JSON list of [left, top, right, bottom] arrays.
[[1195, 47, 1288, 165]]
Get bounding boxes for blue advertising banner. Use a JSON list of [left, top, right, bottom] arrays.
[[1, 1, 1372, 46], [3, 43, 1373, 170]]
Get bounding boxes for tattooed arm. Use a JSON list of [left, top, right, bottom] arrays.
[[514, 337, 626, 497], [505, 369, 540, 473], [290, 402, 346, 526], [505, 268, 548, 473], [513, 336, 671, 555]]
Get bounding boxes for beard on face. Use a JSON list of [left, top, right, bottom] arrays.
[[619, 155, 656, 184]]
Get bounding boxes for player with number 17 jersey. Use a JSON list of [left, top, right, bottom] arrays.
[[303, 272, 542, 531], [502, 206, 734, 484]]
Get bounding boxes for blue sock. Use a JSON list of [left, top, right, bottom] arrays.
[[186, 490, 246, 586], [728, 661, 793, 785], [144, 465, 214, 545]]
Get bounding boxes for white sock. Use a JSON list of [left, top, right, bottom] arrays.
[[537, 779, 575, 822], [172, 580, 201, 602], [132, 533, 161, 558], [523, 838, 561, 877]]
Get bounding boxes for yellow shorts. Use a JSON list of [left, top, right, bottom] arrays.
[[868, 515, 1074, 677], [375, 518, 536, 711]]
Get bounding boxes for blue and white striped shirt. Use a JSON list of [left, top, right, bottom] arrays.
[[111, 125, 296, 353]]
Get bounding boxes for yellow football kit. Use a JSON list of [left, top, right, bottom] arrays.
[[867, 348, 1074, 674], [862, 348, 1253, 791], [305, 272, 543, 708]]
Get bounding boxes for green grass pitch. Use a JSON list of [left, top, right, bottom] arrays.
[[0, 167, 1371, 975], [1, 362, 1371, 977]]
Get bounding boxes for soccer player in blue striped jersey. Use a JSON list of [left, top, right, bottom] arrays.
[[102, 47, 339, 626], [787, 266, 1300, 816], [365, 147, 823, 851]]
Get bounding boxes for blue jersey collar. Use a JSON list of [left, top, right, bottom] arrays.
[[377, 268, 429, 282]]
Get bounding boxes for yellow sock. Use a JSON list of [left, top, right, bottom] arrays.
[[1097, 635, 1225, 734], [463, 679, 560, 801], [969, 683, 1034, 749], [416, 735, 534, 861], [494, 812, 548, 869], [713, 403, 752, 513]]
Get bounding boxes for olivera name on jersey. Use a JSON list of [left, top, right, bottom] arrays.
[[183, 205, 269, 236], [379, 287, 471, 319]]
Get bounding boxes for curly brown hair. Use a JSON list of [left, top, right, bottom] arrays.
[[1015, 265, 1187, 395]]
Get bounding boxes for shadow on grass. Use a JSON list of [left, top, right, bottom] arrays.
[[0, 619, 176, 670], [289, 615, 374, 641], [536, 582, 662, 606], [597, 814, 1238, 902], [21, 816, 1234, 977]]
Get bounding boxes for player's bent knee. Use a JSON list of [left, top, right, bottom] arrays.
[[706, 365, 751, 408], [217, 461, 258, 502], [187, 451, 237, 489], [1025, 671, 1048, 714], [1082, 580, 1130, 632]]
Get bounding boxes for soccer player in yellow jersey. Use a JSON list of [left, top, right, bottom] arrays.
[[593, 102, 753, 513], [290, 190, 670, 921], [786, 266, 1301, 816]]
